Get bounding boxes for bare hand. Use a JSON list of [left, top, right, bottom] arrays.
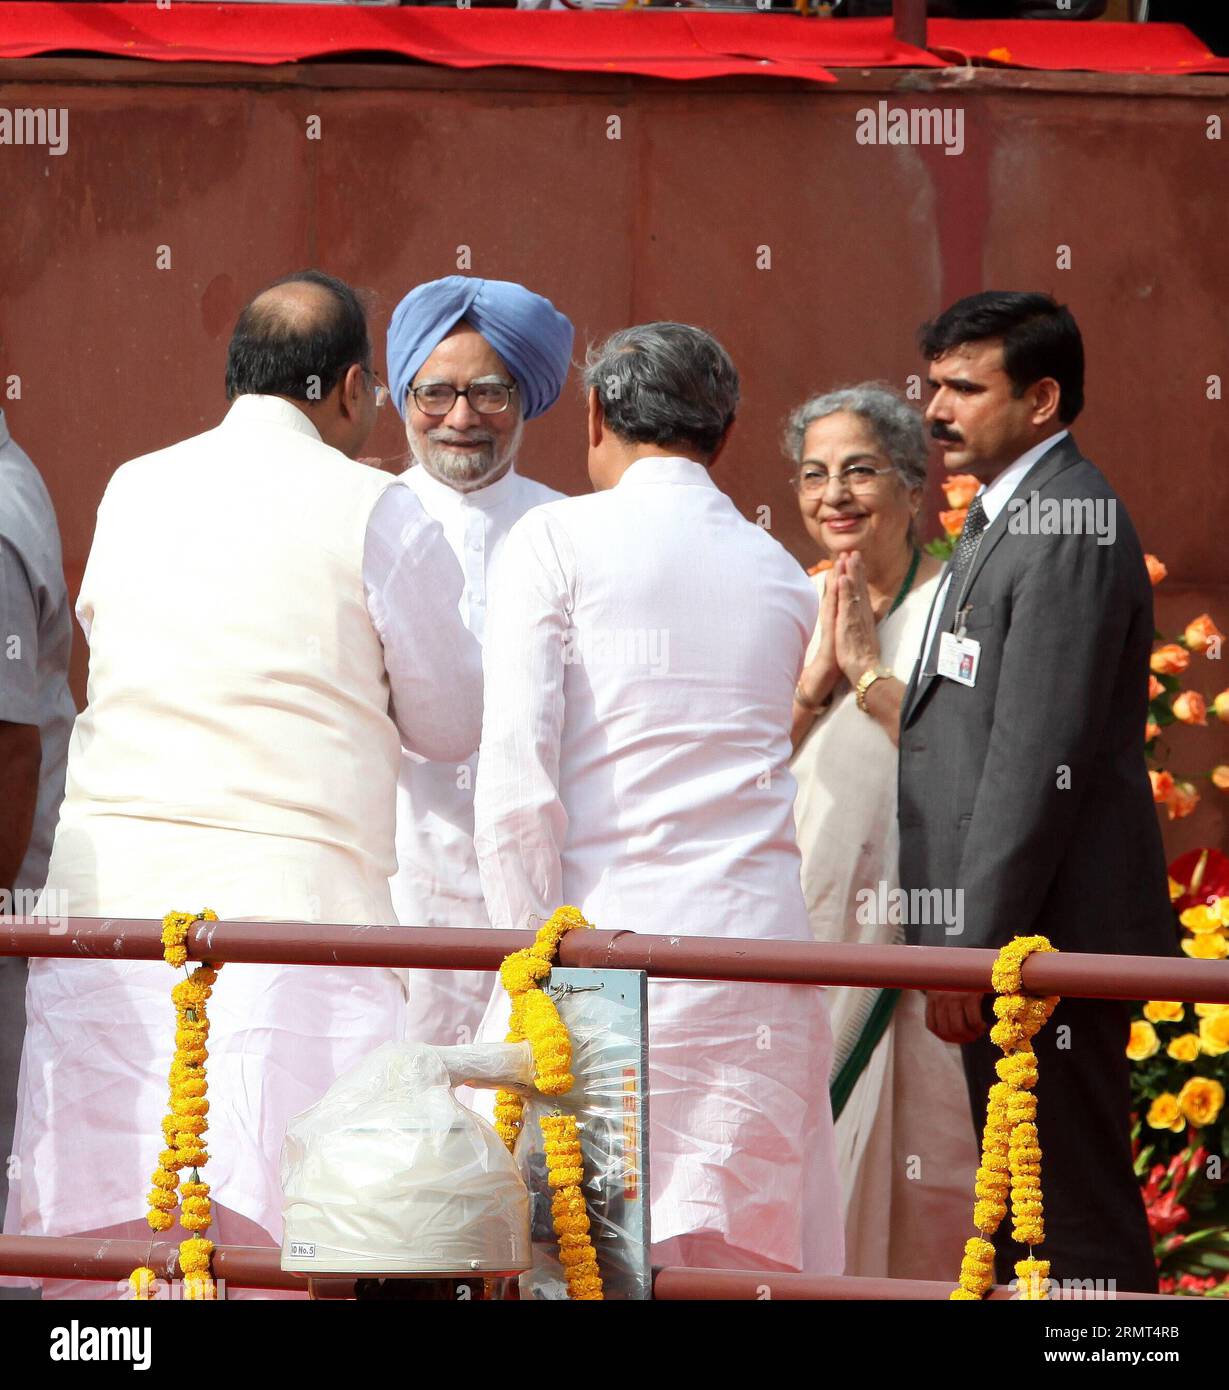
[[925, 990, 988, 1044], [797, 562, 840, 707], [834, 551, 881, 684]]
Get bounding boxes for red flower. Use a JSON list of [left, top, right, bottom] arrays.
[[1145, 1189, 1189, 1238], [1168, 848, 1229, 915]]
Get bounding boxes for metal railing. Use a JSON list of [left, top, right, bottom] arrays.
[[3, 916, 1220, 1297]]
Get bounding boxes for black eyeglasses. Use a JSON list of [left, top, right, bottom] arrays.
[[361, 368, 390, 409], [409, 381, 518, 416]]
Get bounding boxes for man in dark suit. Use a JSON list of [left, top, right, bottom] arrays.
[[897, 292, 1175, 1293]]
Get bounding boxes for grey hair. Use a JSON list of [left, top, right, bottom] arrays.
[[782, 383, 928, 490], [583, 322, 739, 460]]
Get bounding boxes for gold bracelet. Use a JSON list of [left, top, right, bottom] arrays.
[[795, 682, 833, 714], [854, 664, 894, 713]]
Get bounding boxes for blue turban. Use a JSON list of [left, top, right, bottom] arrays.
[[387, 276, 574, 422]]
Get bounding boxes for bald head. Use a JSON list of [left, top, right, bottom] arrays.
[[225, 269, 378, 459], [225, 269, 371, 405]]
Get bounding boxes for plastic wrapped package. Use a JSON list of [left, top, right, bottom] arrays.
[[506, 968, 651, 1300], [280, 1040, 533, 1276]]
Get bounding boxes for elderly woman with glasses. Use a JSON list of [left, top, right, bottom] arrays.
[[786, 383, 976, 1280]]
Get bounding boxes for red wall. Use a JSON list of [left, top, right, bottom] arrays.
[[2, 58, 1225, 858]]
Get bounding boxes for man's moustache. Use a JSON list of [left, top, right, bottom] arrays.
[[931, 425, 962, 443]]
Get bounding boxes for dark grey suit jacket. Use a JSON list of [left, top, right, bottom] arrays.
[[898, 434, 1176, 955]]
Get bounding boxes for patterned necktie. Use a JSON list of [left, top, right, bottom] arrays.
[[947, 491, 989, 596], [924, 492, 989, 676]]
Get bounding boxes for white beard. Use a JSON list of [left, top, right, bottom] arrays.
[[409, 417, 524, 492]]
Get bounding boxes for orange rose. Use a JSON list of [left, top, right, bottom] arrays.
[[939, 507, 967, 539], [1168, 781, 1200, 821], [941, 474, 981, 510], [1172, 691, 1207, 726], [1177, 1077, 1225, 1127], [1150, 769, 1174, 804], [1146, 1093, 1184, 1132], [1212, 766, 1229, 792], [1151, 644, 1190, 676], [1144, 554, 1168, 586], [1145, 719, 1160, 743], [1148, 675, 1164, 701], [1183, 614, 1224, 654], [1213, 690, 1229, 724]]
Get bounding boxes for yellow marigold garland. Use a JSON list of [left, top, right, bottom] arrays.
[[495, 906, 604, 1301], [130, 910, 221, 1301], [951, 934, 1058, 1301]]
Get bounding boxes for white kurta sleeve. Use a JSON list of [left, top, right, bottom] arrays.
[[472, 510, 573, 932], [364, 484, 484, 763]]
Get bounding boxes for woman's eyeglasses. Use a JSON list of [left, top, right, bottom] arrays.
[[793, 462, 898, 498]]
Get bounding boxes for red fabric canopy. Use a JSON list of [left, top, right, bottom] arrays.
[[0, 4, 1226, 81], [928, 17, 1229, 74]]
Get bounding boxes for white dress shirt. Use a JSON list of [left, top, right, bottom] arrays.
[[391, 462, 563, 1046], [471, 455, 844, 1272], [919, 430, 1069, 677]]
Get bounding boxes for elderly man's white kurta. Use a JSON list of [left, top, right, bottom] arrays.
[[5, 396, 483, 1251], [391, 463, 563, 1047], [473, 456, 843, 1272]]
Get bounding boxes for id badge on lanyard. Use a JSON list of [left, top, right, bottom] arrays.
[[938, 603, 980, 687]]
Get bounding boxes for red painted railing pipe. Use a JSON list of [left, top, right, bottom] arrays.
[[0, 1235, 307, 1292], [0, 1235, 1175, 1299], [651, 1267, 1170, 1301], [3, 918, 1226, 1003]]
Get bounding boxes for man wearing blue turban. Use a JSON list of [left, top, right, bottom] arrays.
[[385, 277, 574, 1048]]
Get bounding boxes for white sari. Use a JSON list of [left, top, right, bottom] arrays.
[[792, 566, 977, 1278]]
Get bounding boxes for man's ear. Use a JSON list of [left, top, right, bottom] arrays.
[[1031, 377, 1062, 428], [339, 362, 366, 420], [586, 386, 603, 451], [707, 417, 736, 469]]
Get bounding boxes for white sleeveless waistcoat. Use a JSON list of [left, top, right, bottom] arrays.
[[7, 396, 411, 1251]]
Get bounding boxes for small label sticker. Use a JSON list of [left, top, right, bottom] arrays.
[[289, 1242, 316, 1258]]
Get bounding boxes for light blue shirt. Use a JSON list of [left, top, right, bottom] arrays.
[[0, 410, 76, 894]]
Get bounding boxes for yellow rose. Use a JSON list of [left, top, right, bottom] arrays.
[[1146, 1094, 1185, 1132], [1177, 1077, 1225, 1128], [1143, 1001, 1185, 1024], [1126, 1020, 1160, 1060], [1166, 1034, 1200, 1063], [1180, 904, 1225, 935], [1198, 1012, 1229, 1057], [1168, 876, 1185, 903], [1182, 933, 1229, 961], [1194, 1002, 1229, 1018]]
